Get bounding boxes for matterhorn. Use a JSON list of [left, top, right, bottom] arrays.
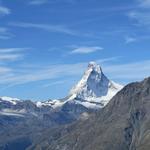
[[67, 61, 123, 109]]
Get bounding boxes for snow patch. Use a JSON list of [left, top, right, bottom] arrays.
[[0, 109, 26, 117], [36, 99, 65, 109], [0, 96, 20, 105]]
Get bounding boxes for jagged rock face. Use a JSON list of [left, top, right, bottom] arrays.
[[68, 62, 123, 108], [0, 62, 124, 150], [33, 62, 122, 110], [0, 62, 123, 119], [70, 62, 108, 98], [38, 77, 150, 150], [0, 97, 53, 117]]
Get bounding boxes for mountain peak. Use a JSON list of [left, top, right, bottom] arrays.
[[87, 61, 102, 73], [68, 62, 123, 108], [0, 96, 20, 105], [83, 61, 103, 84]]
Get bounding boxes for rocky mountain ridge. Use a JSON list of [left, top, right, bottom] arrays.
[[30, 77, 150, 150], [0, 62, 122, 120]]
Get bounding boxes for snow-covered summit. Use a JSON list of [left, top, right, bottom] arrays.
[[88, 61, 102, 73], [69, 61, 103, 96], [36, 99, 65, 109], [0, 96, 20, 105], [68, 62, 123, 108], [0, 62, 123, 112]]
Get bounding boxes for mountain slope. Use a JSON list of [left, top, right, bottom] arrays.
[[67, 61, 123, 109], [34, 77, 150, 150], [0, 96, 20, 105], [0, 62, 122, 115], [34, 62, 123, 110], [0, 62, 124, 150], [0, 62, 123, 127]]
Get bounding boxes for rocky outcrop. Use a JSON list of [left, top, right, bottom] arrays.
[[34, 77, 150, 150]]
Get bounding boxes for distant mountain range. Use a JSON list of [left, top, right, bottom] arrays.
[[0, 62, 122, 121], [2, 62, 150, 150], [39, 77, 150, 150]]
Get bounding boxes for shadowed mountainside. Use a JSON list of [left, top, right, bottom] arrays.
[[30, 77, 150, 150]]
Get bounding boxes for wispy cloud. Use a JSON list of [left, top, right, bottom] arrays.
[[138, 0, 150, 8], [1, 57, 150, 88], [124, 0, 150, 45], [70, 46, 103, 54], [128, 0, 150, 28], [128, 11, 150, 26], [0, 63, 86, 86], [0, 57, 116, 86], [0, 53, 150, 90], [0, 27, 13, 40], [125, 36, 137, 43], [0, 48, 29, 53], [29, 0, 48, 5], [43, 80, 68, 88], [10, 22, 78, 36], [28, 0, 75, 5], [0, 6, 11, 16], [0, 54, 23, 61], [0, 48, 29, 62], [96, 57, 121, 64], [103, 60, 150, 81], [0, 67, 11, 74], [0, 27, 8, 33]]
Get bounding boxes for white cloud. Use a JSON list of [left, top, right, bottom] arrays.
[[70, 46, 103, 54], [0, 6, 11, 16], [10, 22, 78, 36]]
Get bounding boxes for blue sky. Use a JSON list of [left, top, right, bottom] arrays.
[[0, 0, 150, 100]]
